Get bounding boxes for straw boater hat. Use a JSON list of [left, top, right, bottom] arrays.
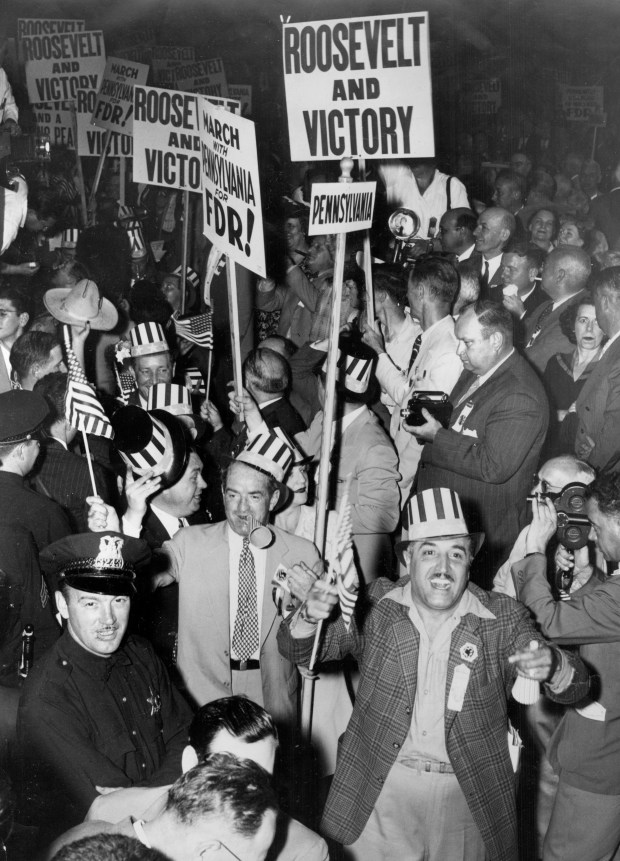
[[44, 279, 118, 331], [235, 427, 295, 510], [40, 532, 150, 597], [111, 405, 190, 490], [396, 487, 485, 564], [129, 322, 169, 358]]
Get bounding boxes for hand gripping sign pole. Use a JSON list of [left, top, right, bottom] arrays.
[[300, 156, 354, 742]]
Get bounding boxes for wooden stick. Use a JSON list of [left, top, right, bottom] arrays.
[[70, 103, 88, 229], [181, 189, 190, 314], [81, 429, 98, 496], [358, 157, 375, 324], [301, 157, 353, 742], [226, 258, 244, 400], [119, 155, 126, 207], [88, 128, 113, 216], [205, 349, 213, 403]]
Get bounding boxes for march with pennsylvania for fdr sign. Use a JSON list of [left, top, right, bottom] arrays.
[[282, 12, 433, 161]]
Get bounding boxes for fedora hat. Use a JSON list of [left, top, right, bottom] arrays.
[[44, 279, 118, 331], [396, 487, 484, 564], [112, 405, 191, 490]]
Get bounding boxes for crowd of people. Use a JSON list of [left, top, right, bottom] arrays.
[[2, 50, 620, 861]]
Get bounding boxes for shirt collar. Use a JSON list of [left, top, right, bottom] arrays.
[[259, 396, 283, 410], [150, 503, 183, 538]]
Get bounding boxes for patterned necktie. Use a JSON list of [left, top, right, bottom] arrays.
[[481, 260, 490, 291], [526, 302, 553, 348], [407, 333, 423, 373], [232, 538, 259, 661]]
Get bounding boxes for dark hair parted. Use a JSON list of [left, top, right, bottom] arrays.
[[408, 255, 459, 306], [189, 695, 278, 760]]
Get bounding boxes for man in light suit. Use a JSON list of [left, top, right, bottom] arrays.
[[410, 300, 549, 586], [512, 472, 620, 861], [524, 246, 590, 373], [574, 267, 620, 470], [154, 431, 320, 730]]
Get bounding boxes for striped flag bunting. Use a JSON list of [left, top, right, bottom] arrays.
[[63, 326, 114, 439], [173, 310, 214, 350]]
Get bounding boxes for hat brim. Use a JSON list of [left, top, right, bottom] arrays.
[[112, 406, 191, 490], [145, 409, 192, 490], [44, 288, 119, 331], [61, 574, 136, 596], [395, 531, 485, 566]]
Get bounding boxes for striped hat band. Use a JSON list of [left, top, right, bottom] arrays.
[[130, 322, 168, 357], [173, 265, 200, 289], [117, 414, 174, 476], [337, 350, 372, 394], [237, 430, 294, 483], [61, 228, 79, 247], [147, 383, 192, 416], [404, 487, 469, 542]]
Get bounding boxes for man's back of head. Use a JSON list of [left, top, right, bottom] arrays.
[[11, 331, 63, 390], [51, 833, 167, 861], [244, 348, 290, 400], [408, 256, 459, 319], [545, 246, 592, 298]]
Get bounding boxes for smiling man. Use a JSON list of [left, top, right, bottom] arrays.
[[153, 428, 319, 731], [17, 532, 192, 839], [279, 487, 589, 861]]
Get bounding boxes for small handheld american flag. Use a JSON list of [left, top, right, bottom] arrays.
[[63, 326, 114, 439], [173, 311, 214, 350], [328, 478, 359, 631]]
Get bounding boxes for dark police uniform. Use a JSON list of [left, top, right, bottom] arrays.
[[18, 630, 192, 826]]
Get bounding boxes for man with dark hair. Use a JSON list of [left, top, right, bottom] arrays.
[[410, 299, 549, 583], [153, 436, 319, 728], [80, 696, 328, 861], [492, 170, 526, 219], [18, 532, 192, 840], [438, 208, 478, 261], [0, 285, 33, 392], [574, 266, 620, 469], [279, 487, 588, 861], [491, 240, 547, 340], [473, 207, 516, 293], [511, 471, 620, 861], [48, 754, 278, 861], [30, 372, 114, 531], [51, 833, 167, 861], [363, 256, 462, 503], [524, 246, 591, 372], [10, 331, 66, 390]]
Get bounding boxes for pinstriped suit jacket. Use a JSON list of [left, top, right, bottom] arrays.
[[278, 579, 589, 860]]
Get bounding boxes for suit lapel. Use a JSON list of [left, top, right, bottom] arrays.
[[260, 528, 291, 645]]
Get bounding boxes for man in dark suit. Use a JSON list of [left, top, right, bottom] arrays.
[[574, 266, 620, 470], [472, 207, 515, 294], [30, 372, 115, 531], [410, 301, 549, 585], [204, 347, 306, 462], [279, 486, 588, 861], [488, 241, 547, 346], [512, 471, 620, 861], [591, 159, 620, 249], [524, 246, 591, 373]]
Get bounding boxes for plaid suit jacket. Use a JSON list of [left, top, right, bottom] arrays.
[[278, 579, 589, 860], [417, 351, 549, 572]]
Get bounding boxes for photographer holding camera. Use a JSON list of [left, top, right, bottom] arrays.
[[512, 470, 620, 861]]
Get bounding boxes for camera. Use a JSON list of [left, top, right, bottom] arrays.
[[528, 482, 590, 551], [401, 391, 453, 428]]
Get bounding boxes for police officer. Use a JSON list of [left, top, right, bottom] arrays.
[[17, 531, 192, 842]]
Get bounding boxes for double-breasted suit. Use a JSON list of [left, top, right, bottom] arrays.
[[574, 336, 620, 470]]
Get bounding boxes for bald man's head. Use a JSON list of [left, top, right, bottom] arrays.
[[243, 347, 290, 399], [474, 207, 515, 257], [541, 246, 592, 300]]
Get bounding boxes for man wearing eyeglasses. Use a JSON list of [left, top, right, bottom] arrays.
[[0, 285, 32, 393]]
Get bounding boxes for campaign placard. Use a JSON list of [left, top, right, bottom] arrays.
[[133, 85, 203, 191], [152, 46, 195, 87], [199, 99, 266, 277], [228, 85, 252, 117], [33, 102, 75, 149], [91, 57, 149, 134], [173, 58, 228, 98], [205, 96, 241, 115], [560, 86, 605, 123], [17, 18, 85, 63], [24, 30, 106, 105], [282, 13, 433, 161], [308, 181, 376, 235], [472, 78, 501, 115]]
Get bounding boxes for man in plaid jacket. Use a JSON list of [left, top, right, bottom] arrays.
[[278, 487, 589, 861]]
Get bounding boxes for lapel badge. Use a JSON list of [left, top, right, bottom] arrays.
[[460, 642, 478, 662], [147, 686, 162, 717]]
